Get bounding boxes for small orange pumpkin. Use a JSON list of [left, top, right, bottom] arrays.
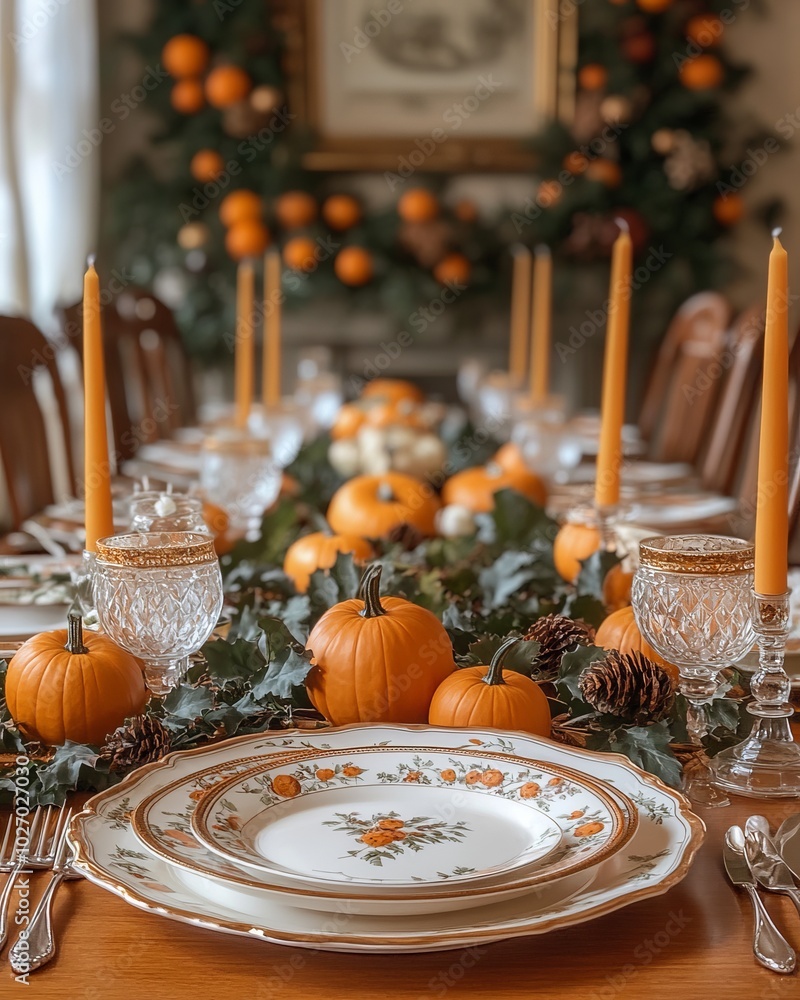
[[360, 379, 424, 405], [602, 563, 633, 611], [283, 531, 373, 593], [5, 615, 148, 746], [492, 441, 531, 477], [327, 472, 440, 538], [553, 521, 601, 583], [331, 402, 366, 441], [305, 564, 455, 725], [428, 637, 551, 736], [442, 463, 547, 513], [595, 606, 679, 685]]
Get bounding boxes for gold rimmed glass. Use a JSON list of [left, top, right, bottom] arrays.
[[632, 534, 755, 808], [93, 532, 223, 696]]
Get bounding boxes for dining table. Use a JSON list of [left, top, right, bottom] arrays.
[[1, 787, 798, 999]]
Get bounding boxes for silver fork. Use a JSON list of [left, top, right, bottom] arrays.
[[0, 805, 70, 951], [9, 812, 79, 974]]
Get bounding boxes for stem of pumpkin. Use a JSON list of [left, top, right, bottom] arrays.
[[66, 613, 88, 654], [484, 636, 520, 686], [359, 563, 387, 618]]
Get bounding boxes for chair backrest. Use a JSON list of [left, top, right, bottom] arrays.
[[0, 316, 75, 526], [700, 306, 765, 495], [58, 286, 195, 463], [638, 292, 732, 462]]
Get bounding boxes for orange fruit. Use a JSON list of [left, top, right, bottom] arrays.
[[480, 769, 503, 787], [578, 64, 608, 91], [440, 769, 456, 782], [465, 770, 482, 785], [205, 65, 251, 108], [584, 158, 622, 187], [271, 774, 301, 798], [162, 34, 210, 78], [519, 782, 541, 798], [685, 14, 723, 46], [190, 149, 225, 183], [315, 768, 335, 782], [342, 765, 363, 777], [575, 821, 605, 837], [398, 188, 439, 223], [563, 151, 589, 175], [636, 0, 672, 11], [219, 189, 262, 227], [453, 198, 478, 222], [334, 246, 373, 286], [712, 193, 744, 226], [225, 219, 270, 259], [322, 194, 361, 230], [275, 190, 318, 229], [679, 54, 724, 90], [283, 236, 319, 271], [433, 252, 471, 286], [171, 79, 205, 114]]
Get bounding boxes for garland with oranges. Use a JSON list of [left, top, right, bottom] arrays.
[[105, 0, 772, 363]]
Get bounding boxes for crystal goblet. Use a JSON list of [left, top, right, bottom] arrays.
[[128, 491, 209, 534], [93, 532, 223, 696], [200, 433, 282, 536], [632, 535, 755, 807]]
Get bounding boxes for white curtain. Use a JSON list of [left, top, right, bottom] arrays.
[[0, 0, 98, 330]]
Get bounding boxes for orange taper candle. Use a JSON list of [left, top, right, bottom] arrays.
[[529, 244, 553, 403], [754, 229, 790, 595], [508, 245, 531, 383], [82, 258, 114, 551], [234, 259, 255, 428], [263, 249, 281, 408], [595, 220, 632, 509]]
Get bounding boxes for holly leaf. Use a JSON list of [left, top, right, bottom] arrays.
[[29, 741, 114, 805], [253, 617, 313, 701], [561, 592, 608, 630], [575, 550, 620, 600], [203, 636, 265, 682], [464, 634, 505, 666], [489, 489, 559, 551], [595, 722, 683, 790], [307, 552, 360, 620], [555, 645, 608, 713], [162, 684, 215, 725], [478, 550, 555, 609], [499, 639, 541, 677]]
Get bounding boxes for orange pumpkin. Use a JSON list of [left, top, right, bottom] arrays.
[[602, 563, 633, 611], [364, 400, 425, 431], [493, 441, 531, 476], [553, 521, 601, 583], [305, 564, 455, 725], [442, 463, 547, 514], [5, 615, 148, 746], [327, 472, 440, 538], [428, 637, 551, 736], [595, 606, 679, 685], [284, 531, 373, 593], [361, 379, 424, 405], [331, 402, 366, 440]]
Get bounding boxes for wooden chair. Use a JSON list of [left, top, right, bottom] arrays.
[[700, 306, 765, 496], [0, 316, 75, 527], [638, 292, 732, 463], [59, 287, 196, 462]]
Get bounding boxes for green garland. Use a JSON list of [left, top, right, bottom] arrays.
[[105, 0, 771, 364], [0, 436, 751, 804]]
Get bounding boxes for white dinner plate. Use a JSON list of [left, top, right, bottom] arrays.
[[70, 723, 704, 952]]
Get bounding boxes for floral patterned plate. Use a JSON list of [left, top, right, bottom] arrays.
[[69, 723, 704, 953], [190, 747, 627, 894]]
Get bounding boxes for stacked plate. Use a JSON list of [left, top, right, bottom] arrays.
[[69, 723, 704, 953]]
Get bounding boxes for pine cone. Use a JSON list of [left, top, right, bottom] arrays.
[[100, 715, 172, 772], [524, 614, 595, 680], [386, 522, 425, 551], [579, 651, 675, 724]]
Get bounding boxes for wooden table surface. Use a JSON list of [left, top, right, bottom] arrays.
[[3, 792, 800, 999]]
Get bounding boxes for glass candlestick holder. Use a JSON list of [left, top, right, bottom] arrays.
[[70, 550, 98, 623], [714, 589, 800, 797]]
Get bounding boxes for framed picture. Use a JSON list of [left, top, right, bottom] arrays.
[[277, 0, 577, 172]]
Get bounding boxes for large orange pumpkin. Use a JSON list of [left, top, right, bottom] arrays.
[[327, 472, 440, 538], [595, 606, 679, 685], [361, 379, 424, 405], [442, 463, 547, 513], [284, 531, 373, 593], [305, 564, 455, 725], [428, 637, 551, 736], [5, 615, 148, 746], [553, 521, 601, 583]]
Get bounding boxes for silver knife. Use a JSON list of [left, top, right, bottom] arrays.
[[724, 826, 796, 974]]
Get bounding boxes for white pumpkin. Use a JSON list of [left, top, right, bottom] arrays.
[[436, 503, 477, 539]]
